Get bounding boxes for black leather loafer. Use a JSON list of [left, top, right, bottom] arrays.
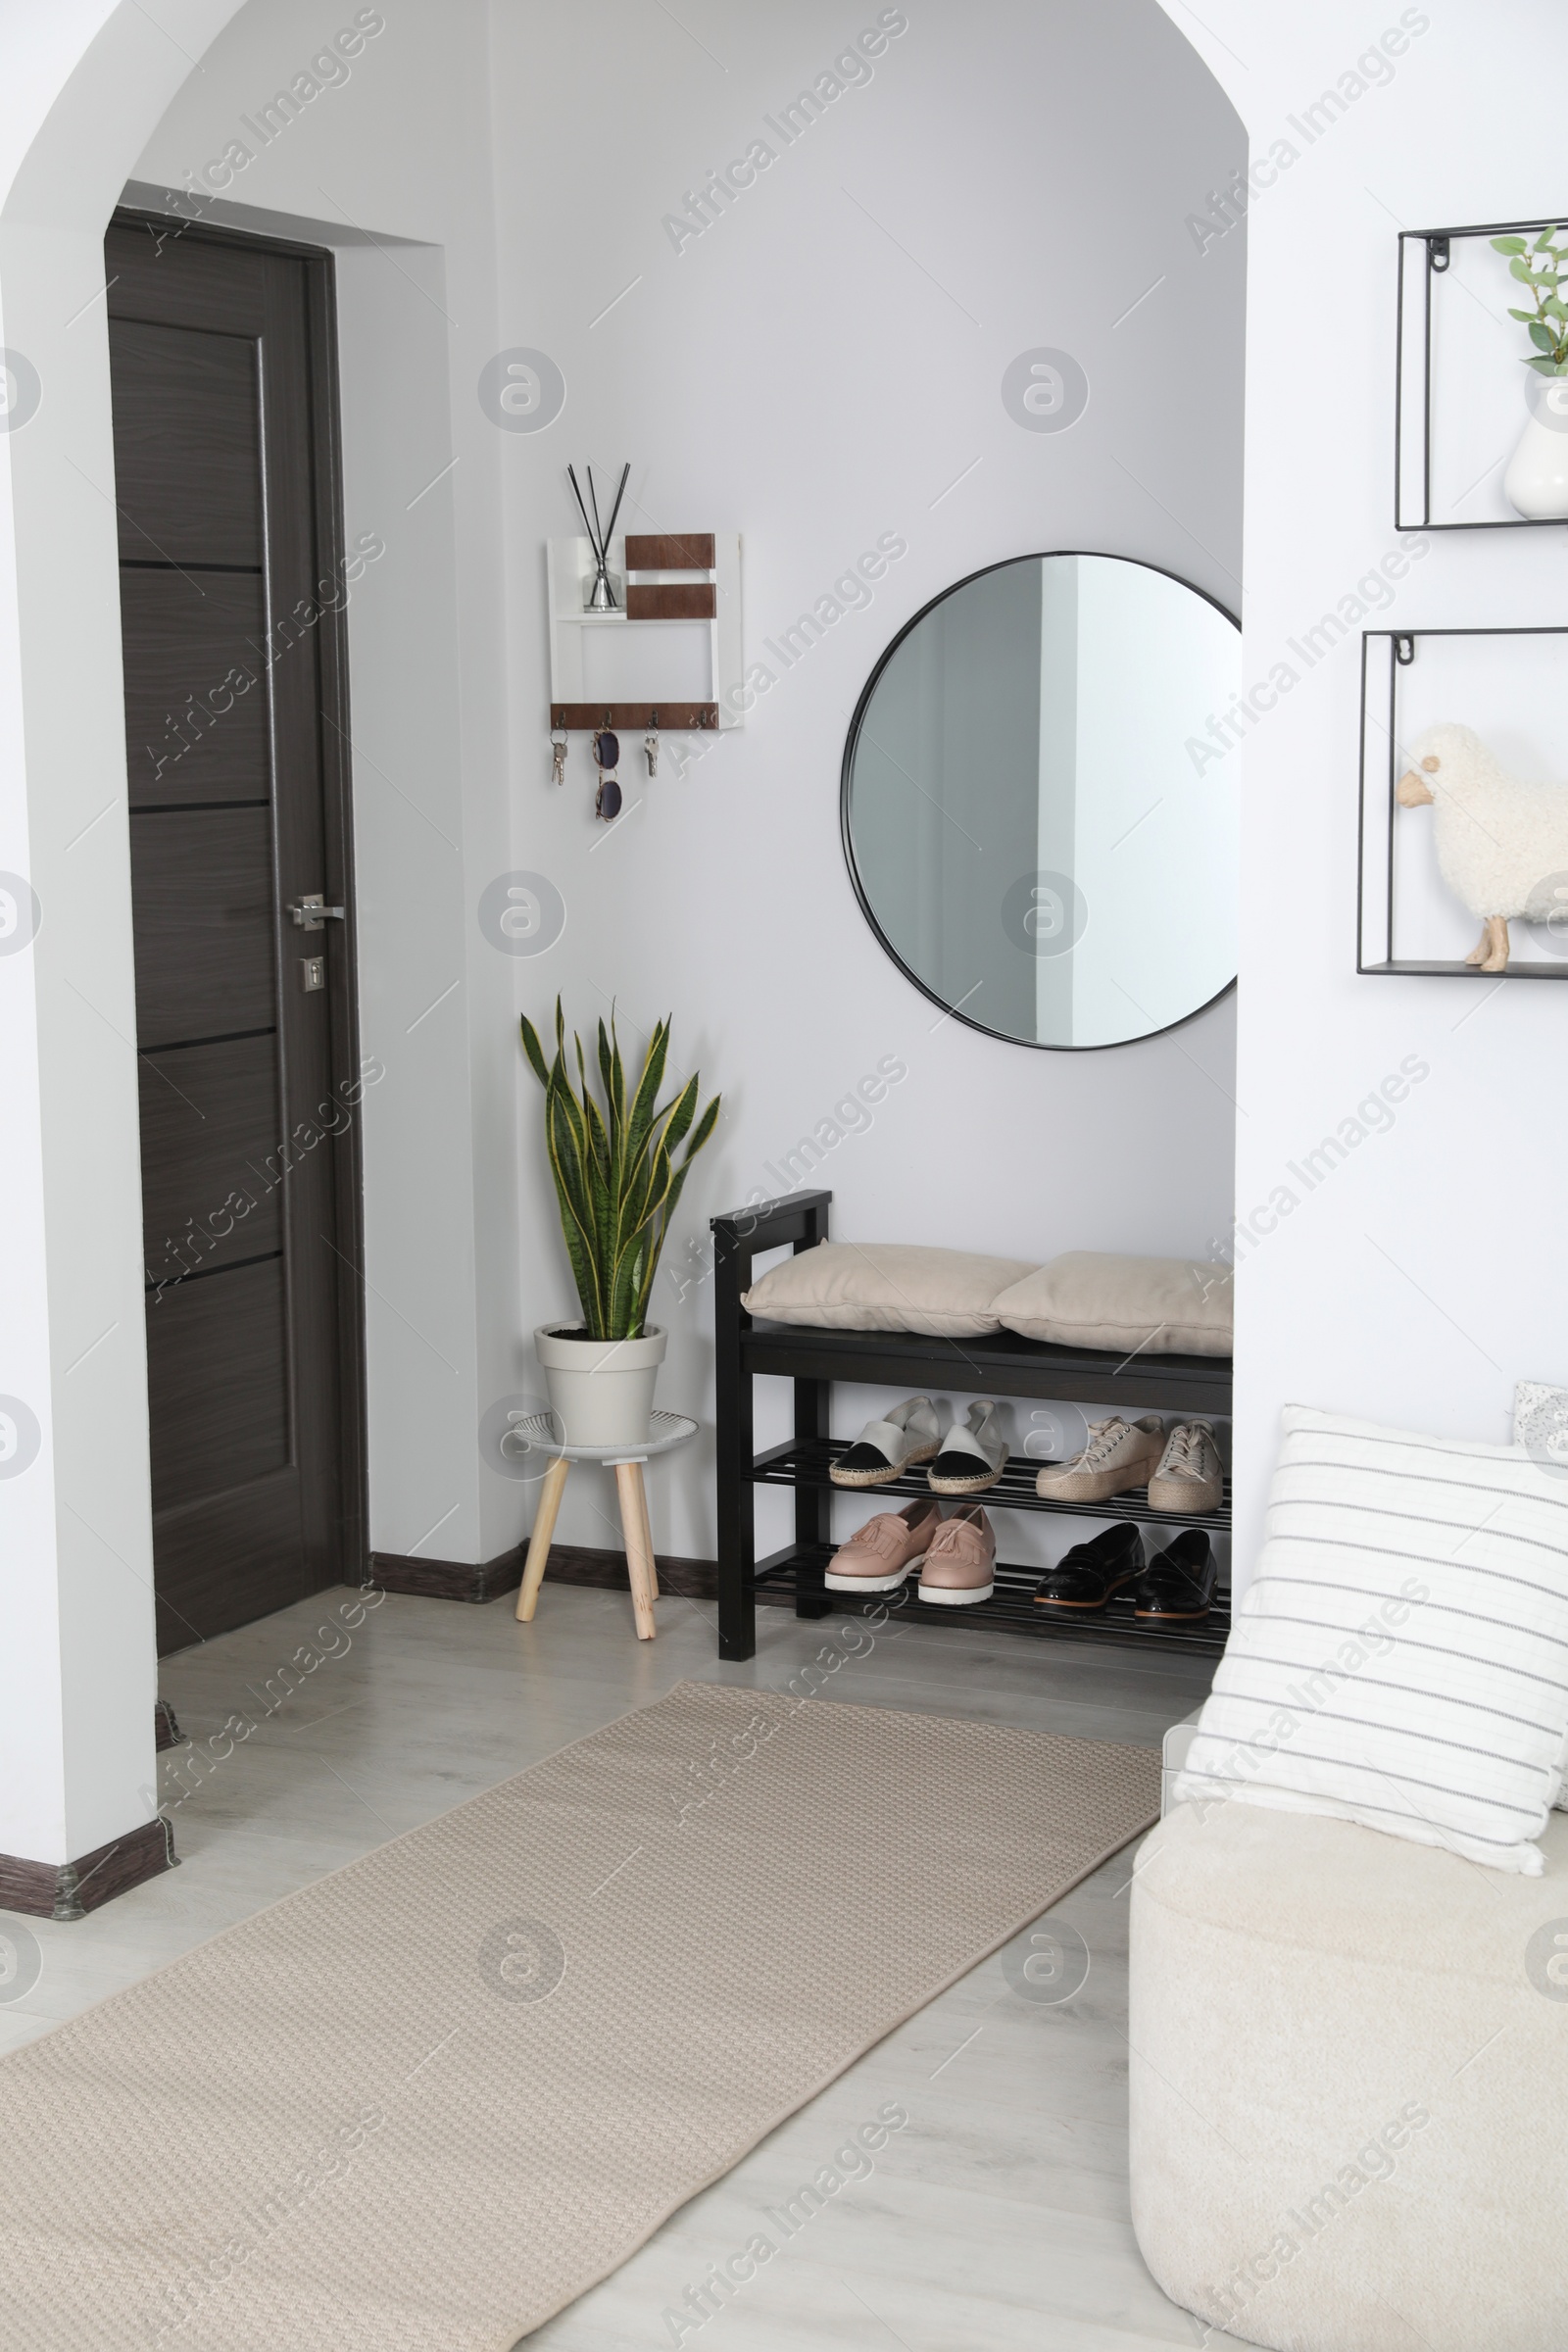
[[1033, 1522, 1145, 1611], [1134, 1528, 1216, 1621]]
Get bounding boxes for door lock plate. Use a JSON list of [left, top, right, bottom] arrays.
[[300, 956, 326, 992]]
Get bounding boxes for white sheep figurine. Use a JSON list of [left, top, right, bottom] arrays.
[[1396, 720, 1568, 971]]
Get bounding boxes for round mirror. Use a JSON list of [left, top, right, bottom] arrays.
[[842, 552, 1241, 1051]]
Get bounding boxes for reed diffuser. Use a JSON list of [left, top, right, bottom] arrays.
[[566, 461, 630, 612]]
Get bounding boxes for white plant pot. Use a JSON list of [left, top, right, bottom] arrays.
[[533, 1323, 667, 1449], [1503, 373, 1568, 518]]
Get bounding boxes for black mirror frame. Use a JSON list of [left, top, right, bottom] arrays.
[[840, 548, 1241, 1054]]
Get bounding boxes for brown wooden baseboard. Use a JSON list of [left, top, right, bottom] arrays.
[[538, 1547, 797, 1612], [0, 1816, 176, 1923], [368, 1543, 731, 1607], [541, 1544, 717, 1600], [369, 1546, 524, 1604], [154, 1698, 184, 1751]]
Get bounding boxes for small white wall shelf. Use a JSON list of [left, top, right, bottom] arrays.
[[546, 531, 743, 731]]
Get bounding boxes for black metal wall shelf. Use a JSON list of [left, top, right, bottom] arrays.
[[1360, 959, 1568, 980], [1358, 625, 1568, 978], [1396, 218, 1568, 533], [711, 1191, 1232, 1664]]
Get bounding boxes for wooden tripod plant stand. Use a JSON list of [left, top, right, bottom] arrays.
[[513, 1411, 698, 1641]]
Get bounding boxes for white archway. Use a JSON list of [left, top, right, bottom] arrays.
[[0, 2, 255, 1878], [0, 0, 514, 1885]]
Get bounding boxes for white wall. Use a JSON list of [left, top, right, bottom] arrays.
[[487, 0, 1246, 1561], [121, 0, 1249, 1578], [9, 0, 1559, 1857], [1158, 0, 1568, 1583], [0, 0, 1246, 1869]]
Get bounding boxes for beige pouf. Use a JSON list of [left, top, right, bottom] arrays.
[[1130, 1799, 1568, 2352]]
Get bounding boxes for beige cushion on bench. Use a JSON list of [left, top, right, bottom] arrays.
[[1130, 1797, 1568, 2350], [993, 1250, 1233, 1356], [740, 1242, 1038, 1339]]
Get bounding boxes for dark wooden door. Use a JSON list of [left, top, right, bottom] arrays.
[[107, 216, 365, 1654]]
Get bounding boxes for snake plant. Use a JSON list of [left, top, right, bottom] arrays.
[[520, 1000, 720, 1341]]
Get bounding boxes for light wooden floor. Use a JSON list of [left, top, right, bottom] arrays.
[[0, 1577, 1250, 2350]]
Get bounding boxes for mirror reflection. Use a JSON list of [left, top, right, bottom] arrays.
[[842, 553, 1241, 1050]]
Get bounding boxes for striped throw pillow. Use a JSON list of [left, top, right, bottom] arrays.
[[1175, 1404, 1568, 1875]]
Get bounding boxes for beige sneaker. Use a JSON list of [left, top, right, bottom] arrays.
[[1148, 1420, 1223, 1514], [917, 1505, 996, 1606], [1035, 1415, 1163, 1502]]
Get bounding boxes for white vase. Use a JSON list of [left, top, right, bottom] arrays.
[[533, 1323, 667, 1448], [1503, 372, 1568, 519]]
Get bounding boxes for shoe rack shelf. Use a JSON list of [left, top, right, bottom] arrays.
[[752, 1546, 1231, 1657], [711, 1192, 1233, 1663], [752, 1435, 1232, 1530]]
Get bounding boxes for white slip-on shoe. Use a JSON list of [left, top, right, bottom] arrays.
[[829, 1395, 942, 1488], [1034, 1414, 1163, 1502], [1147, 1420, 1224, 1514], [927, 1399, 1008, 1495]]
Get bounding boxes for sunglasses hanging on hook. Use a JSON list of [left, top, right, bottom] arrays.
[[593, 725, 622, 822]]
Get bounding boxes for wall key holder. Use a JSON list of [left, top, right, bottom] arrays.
[[547, 500, 742, 740]]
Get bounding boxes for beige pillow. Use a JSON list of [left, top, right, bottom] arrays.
[[993, 1251, 1233, 1356], [742, 1243, 1039, 1339]]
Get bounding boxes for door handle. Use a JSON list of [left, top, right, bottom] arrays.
[[287, 894, 346, 931]]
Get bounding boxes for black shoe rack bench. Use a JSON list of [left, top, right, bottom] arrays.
[[711, 1191, 1233, 1663]]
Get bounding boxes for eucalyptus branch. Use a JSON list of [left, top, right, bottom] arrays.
[[1494, 226, 1568, 373]]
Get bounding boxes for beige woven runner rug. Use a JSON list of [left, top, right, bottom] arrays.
[[0, 1681, 1159, 2350]]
